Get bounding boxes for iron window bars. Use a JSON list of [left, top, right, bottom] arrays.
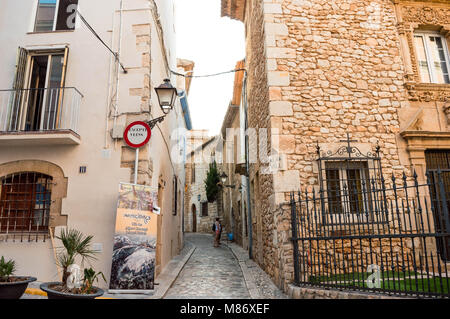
[[0, 172, 52, 242], [317, 134, 383, 226]]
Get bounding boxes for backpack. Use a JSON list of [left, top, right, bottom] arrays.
[[212, 223, 216, 232]]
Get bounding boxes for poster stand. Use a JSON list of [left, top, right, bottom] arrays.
[[108, 182, 159, 294]]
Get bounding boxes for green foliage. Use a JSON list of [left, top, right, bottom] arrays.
[[55, 228, 98, 285], [82, 268, 107, 294], [0, 256, 16, 281], [204, 161, 220, 203]]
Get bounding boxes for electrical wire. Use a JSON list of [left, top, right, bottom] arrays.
[[170, 68, 247, 78], [76, 10, 127, 73]]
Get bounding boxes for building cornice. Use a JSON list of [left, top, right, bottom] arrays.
[[391, 0, 450, 4], [221, 0, 246, 22]]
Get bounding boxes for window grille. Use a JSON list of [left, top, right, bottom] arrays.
[[0, 172, 52, 242], [317, 134, 383, 225]]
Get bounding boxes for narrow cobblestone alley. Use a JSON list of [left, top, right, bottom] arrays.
[[164, 233, 251, 299]]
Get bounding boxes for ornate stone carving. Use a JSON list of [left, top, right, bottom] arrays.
[[402, 6, 450, 24], [444, 104, 450, 125], [405, 83, 450, 102], [396, 3, 450, 102]]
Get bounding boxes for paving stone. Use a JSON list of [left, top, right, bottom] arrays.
[[164, 233, 250, 299]]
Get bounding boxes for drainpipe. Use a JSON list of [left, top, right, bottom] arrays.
[[104, 6, 116, 149], [243, 70, 253, 260], [113, 0, 124, 150]]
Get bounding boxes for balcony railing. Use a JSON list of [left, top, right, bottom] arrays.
[[0, 87, 82, 135]]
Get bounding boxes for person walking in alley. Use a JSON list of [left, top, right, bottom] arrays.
[[213, 218, 221, 247]]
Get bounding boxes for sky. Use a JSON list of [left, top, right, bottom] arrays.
[[175, 0, 245, 136]]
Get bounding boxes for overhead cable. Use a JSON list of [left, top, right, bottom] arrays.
[[76, 10, 128, 73], [170, 68, 247, 78]]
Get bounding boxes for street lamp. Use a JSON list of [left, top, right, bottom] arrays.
[[147, 79, 178, 129], [155, 78, 178, 115], [220, 172, 228, 184], [219, 172, 235, 189]]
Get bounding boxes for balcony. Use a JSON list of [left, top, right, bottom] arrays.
[[0, 87, 82, 146]]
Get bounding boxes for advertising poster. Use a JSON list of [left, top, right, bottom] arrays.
[[109, 183, 158, 293]]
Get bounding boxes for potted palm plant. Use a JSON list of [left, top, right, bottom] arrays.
[[40, 228, 105, 299], [0, 256, 36, 299]]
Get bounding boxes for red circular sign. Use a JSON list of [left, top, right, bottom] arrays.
[[123, 121, 151, 148]]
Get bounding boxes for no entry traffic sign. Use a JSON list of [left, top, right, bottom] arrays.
[[124, 121, 151, 148]]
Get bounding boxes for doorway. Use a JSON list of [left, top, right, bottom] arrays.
[[425, 149, 450, 261], [26, 53, 65, 131], [192, 204, 197, 232], [10, 49, 68, 132]]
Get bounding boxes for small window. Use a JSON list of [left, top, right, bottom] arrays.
[[34, 0, 78, 32], [201, 202, 208, 217], [0, 172, 52, 234], [325, 161, 372, 216], [414, 32, 450, 84], [191, 164, 195, 183]]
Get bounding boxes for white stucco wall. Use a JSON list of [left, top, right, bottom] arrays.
[[0, 0, 186, 287]]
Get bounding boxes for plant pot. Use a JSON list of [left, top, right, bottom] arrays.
[[0, 277, 37, 299], [40, 282, 104, 299]]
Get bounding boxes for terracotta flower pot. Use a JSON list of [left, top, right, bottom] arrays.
[[0, 277, 37, 299]]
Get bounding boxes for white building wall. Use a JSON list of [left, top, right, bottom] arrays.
[[0, 0, 186, 286]]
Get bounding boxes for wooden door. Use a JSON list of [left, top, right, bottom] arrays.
[[192, 204, 197, 232]]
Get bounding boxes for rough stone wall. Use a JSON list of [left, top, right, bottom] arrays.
[[270, 0, 409, 183], [287, 284, 407, 299], [184, 136, 220, 234], [244, 0, 278, 286], [247, 0, 416, 292], [187, 164, 219, 233]]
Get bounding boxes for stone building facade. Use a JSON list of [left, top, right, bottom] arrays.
[[222, 0, 450, 292], [220, 61, 250, 248], [184, 131, 221, 233]]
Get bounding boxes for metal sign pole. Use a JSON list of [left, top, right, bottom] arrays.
[[134, 147, 139, 184]]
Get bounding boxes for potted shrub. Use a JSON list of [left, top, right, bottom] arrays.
[[40, 228, 106, 299], [0, 256, 37, 299]]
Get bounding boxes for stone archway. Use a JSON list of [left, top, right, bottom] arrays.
[[192, 204, 197, 232], [0, 160, 68, 227]]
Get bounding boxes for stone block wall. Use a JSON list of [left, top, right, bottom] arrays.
[[244, 0, 280, 287], [244, 0, 417, 293]]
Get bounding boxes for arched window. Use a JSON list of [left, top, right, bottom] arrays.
[[0, 172, 52, 235]]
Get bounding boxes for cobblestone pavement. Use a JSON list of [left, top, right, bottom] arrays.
[[20, 233, 288, 299], [164, 233, 288, 299], [226, 241, 288, 299], [164, 233, 251, 299]]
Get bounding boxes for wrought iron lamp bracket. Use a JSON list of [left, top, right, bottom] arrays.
[[147, 115, 166, 129]]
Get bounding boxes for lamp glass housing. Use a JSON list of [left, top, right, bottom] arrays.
[[155, 79, 177, 114], [220, 172, 228, 184]]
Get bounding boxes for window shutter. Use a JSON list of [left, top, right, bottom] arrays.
[[55, 47, 69, 128], [13, 47, 27, 90], [8, 47, 28, 130]]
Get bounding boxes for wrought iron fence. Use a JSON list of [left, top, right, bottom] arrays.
[[290, 170, 450, 298], [0, 87, 82, 134]]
